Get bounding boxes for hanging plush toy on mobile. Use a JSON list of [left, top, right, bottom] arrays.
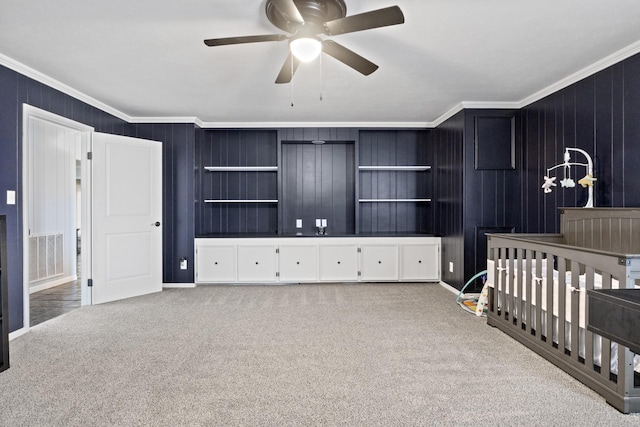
[[542, 147, 596, 207]]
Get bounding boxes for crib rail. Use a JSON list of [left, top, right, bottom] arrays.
[[486, 232, 640, 413]]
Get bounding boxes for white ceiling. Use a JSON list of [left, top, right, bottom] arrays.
[[1, 0, 640, 127]]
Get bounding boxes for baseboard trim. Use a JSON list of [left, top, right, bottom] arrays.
[[439, 281, 460, 295], [30, 275, 78, 294], [162, 283, 196, 289], [9, 327, 29, 341]]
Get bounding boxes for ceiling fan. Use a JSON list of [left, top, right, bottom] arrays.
[[203, 0, 405, 84]]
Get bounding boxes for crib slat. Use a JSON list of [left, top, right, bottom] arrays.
[[524, 249, 533, 334], [545, 254, 554, 346], [557, 257, 567, 353], [570, 259, 581, 362], [601, 337, 612, 382], [499, 248, 507, 321], [600, 272, 613, 382], [516, 249, 524, 329], [508, 249, 515, 323], [535, 251, 543, 339], [584, 266, 595, 372]]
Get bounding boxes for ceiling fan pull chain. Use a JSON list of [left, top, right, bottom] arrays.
[[319, 53, 323, 101], [290, 55, 295, 107]]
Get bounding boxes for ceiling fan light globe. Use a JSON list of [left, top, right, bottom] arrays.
[[290, 37, 322, 62]]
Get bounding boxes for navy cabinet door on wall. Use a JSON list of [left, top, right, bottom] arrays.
[[281, 142, 355, 235], [475, 116, 515, 170]]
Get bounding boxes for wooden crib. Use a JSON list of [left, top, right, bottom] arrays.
[[486, 208, 640, 413]]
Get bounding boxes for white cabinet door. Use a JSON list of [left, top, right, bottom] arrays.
[[360, 244, 399, 281], [237, 244, 278, 282], [400, 243, 440, 281], [278, 244, 318, 282], [196, 243, 236, 283], [319, 244, 359, 281]]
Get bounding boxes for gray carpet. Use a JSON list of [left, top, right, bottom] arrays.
[[1, 283, 638, 426]]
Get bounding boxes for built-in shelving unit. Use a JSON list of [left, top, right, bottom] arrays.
[[358, 165, 432, 203], [204, 166, 278, 172], [359, 198, 432, 202], [195, 130, 279, 235], [358, 166, 431, 171], [204, 166, 278, 204], [195, 129, 434, 236], [358, 130, 433, 234], [204, 199, 278, 203]]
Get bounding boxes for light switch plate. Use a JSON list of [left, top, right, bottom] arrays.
[[6, 190, 15, 205], [296, 219, 302, 228]]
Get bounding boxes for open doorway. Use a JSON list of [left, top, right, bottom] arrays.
[[29, 158, 83, 326], [22, 105, 93, 329]]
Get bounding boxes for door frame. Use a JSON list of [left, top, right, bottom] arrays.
[[22, 104, 94, 330]]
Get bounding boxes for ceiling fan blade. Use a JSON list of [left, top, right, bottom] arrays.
[[270, 0, 305, 25], [275, 53, 301, 84], [204, 34, 287, 47], [324, 6, 405, 36], [322, 40, 378, 76]]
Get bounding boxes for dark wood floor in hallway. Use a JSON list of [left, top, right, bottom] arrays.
[[30, 280, 81, 326]]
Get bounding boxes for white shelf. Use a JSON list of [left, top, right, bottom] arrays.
[[359, 199, 431, 203], [204, 166, 278, 172], [358, 166, 431, 171], [205, 199, 278, 203]]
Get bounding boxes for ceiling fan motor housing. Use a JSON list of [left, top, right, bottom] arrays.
[[266, 0, 347, 34]]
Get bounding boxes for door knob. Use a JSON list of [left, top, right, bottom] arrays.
[[153, 221, 161, 227]]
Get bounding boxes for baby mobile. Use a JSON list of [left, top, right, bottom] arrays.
[[541, 147, 596, 207]]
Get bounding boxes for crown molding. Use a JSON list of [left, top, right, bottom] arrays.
[[129, 116, 204, 127], [3, 39, 640, 130], [517, 39, 640, 109], [196, 121, 430, 129], [0, 53, 132, 123], [428, 40, 640, 127]]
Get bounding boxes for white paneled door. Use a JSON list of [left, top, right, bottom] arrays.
[[91, 133, 162, 304]]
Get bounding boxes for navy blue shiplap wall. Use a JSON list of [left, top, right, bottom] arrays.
[[430, 109, 521, 291], [0, 65, 195, 332], [520, 53, 640, 233], [133, 123, 195, 284], [430, 112, 465, 289], [464, 110, 521, 291]]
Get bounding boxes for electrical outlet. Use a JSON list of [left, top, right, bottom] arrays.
[[179, 258, 188, 270], [449, 261, 454, 273], [296, 219, 303, 228]]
